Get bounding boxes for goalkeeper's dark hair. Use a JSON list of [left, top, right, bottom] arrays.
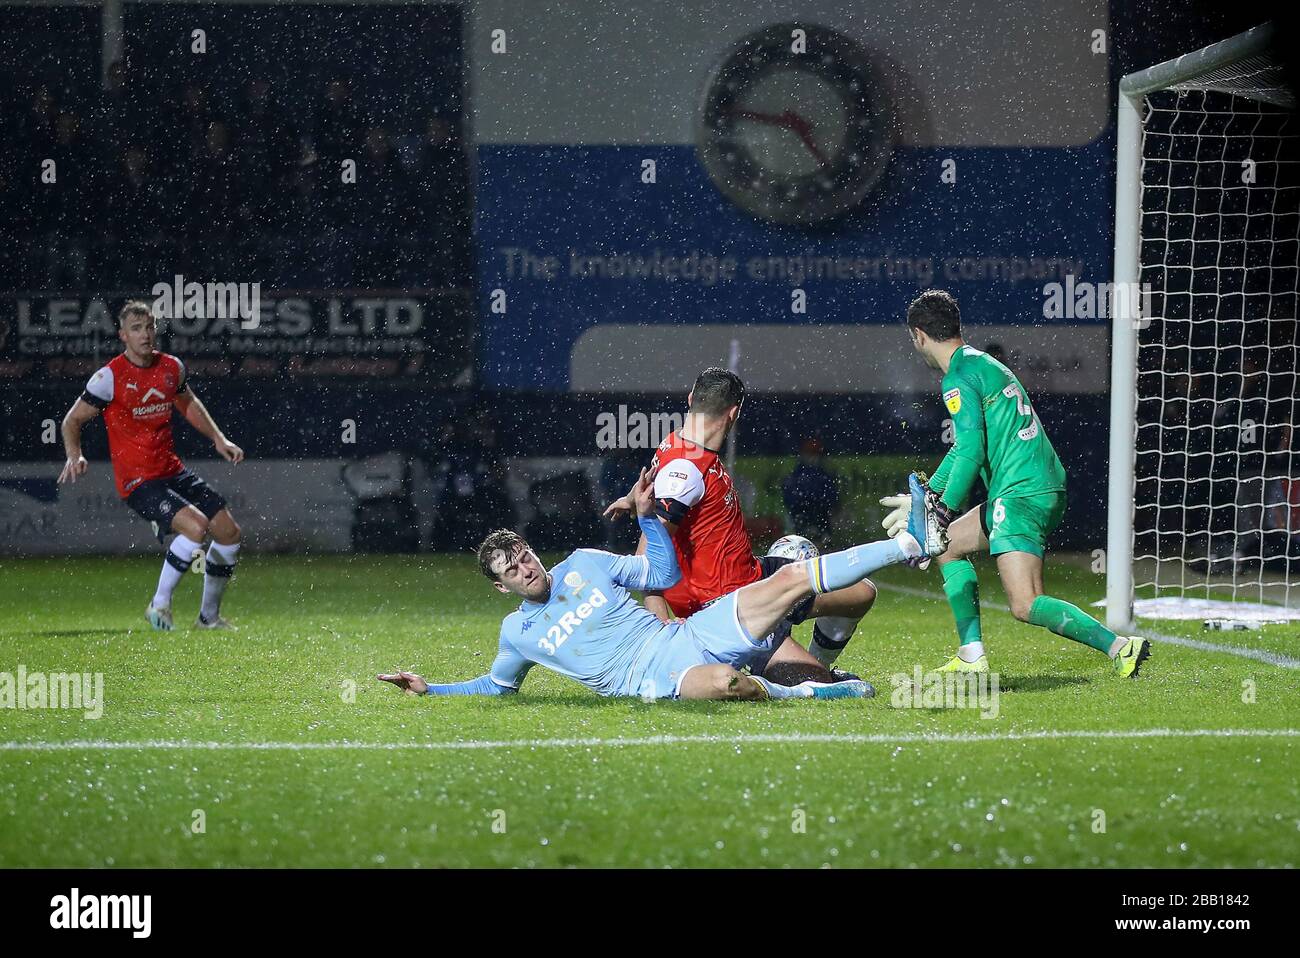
[[690, 367, 745, 416], [117, 299, 155, 329], [906, 289, 962, 342], [476, 529, 529, 580]]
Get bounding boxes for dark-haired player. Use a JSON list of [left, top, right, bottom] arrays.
[[378, 469, 944, 701], [604, 367, 876, 683], [58, 300, 245, 631], [892, 289, 1149, 677]]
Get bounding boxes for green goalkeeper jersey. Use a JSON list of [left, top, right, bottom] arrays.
[[929, 344, 1067, 511]]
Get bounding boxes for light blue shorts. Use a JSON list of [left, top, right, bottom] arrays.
[[630, 593, 778, 699]]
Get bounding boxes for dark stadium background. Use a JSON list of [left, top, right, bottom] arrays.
[[0, 0, 1279, 556]]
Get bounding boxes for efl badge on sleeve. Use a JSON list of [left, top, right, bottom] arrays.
[[943, 388, 962, 415]]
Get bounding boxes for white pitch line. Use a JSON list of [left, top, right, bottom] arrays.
[[1, 728, 1297, 752], [878, 582, 1300, 670], [1139, 629, 1300, 669]]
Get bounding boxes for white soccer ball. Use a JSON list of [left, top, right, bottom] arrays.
[[766, 534, 819, 561]]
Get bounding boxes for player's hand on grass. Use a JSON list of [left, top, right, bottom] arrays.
[[377, 670, 428, 695], [215, 437, 244, 464], [58, 455, 88, 484]]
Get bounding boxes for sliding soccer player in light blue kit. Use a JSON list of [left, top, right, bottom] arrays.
[[378, 470, 945, 701]]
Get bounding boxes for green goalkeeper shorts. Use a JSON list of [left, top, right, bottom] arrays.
[[980, 491, 1066, 558]]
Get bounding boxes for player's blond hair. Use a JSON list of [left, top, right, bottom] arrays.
[[117, 300, 155, 329]]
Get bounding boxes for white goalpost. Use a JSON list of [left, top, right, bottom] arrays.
[[1107, 22, 1299, 630]]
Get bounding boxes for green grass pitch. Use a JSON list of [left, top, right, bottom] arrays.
[[1, 553, 1297, 868]]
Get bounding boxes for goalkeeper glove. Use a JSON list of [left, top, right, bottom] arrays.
[[879, 492, 931, 570], [880, 493, 910, 538]]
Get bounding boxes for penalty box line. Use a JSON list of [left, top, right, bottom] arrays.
[[1, 728, 1298, 752], [878, 582, 1300, 670]]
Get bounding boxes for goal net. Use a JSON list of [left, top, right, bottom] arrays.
[[1107, 23, 1299, 628]]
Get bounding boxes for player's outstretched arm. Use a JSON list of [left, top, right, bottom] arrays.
[[174, 388, 244, 463], [634, 519, 682, 623], [633, 467, 676, 580], [635, 514, 680, 591], [597, 470, 681, 594], [629, 529, 679, 623], [57, 399, 99, 484], [377, 671, 515, 697], [378, 638, 531, 699]]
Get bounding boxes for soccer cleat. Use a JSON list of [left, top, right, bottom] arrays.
[[907, 473, 949, 558], [194, 614, 238, 631], [802, 678, 875, 700], [935, 652, 989, 674], [830, 668, 861, 682], [146, 604, 173, 631], [1111, 636, 1150, 678]]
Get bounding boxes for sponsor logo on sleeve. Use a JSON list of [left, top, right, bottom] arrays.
[[660, 471, 691, 497], [943, 388, 962, 414]]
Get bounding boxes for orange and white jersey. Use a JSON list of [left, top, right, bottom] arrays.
[[82, 351, 188, 498], [649, 431, 762, 617]]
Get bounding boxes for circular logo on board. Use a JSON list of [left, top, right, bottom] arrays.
[[696, 23, 894, 225]]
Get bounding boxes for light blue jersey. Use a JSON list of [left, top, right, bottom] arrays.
[[427, 516, 689, 698], [489, 544, 681, 697]]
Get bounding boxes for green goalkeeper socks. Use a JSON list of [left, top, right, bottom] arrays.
[[941, 560, 982, 647], [1028, 595, 1117, 655], [939, 565, 1119, 658]]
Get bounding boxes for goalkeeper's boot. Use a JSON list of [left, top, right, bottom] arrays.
[[907, 473, 949, 558], [830, 668, 862, 682], [801, 678, 875, 699], [194, 613, 238, 631], [1111, 636, 1150, 678], [935, 652, 989, 674], [146, 604, 174, 631]]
